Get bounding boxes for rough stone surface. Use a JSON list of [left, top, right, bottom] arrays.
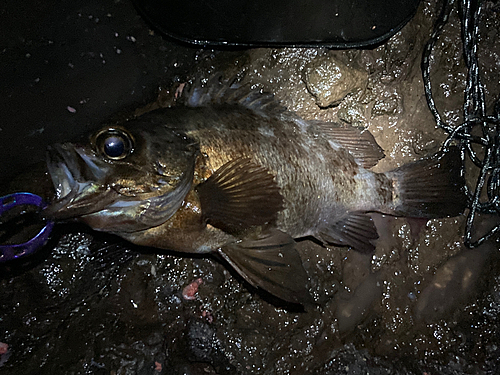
[[1, 0, 500, 374], [304, 53, 369, 108]]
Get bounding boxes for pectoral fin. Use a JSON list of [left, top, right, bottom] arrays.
[[196, 158, 283, 235], [218, 229, 313, 305]]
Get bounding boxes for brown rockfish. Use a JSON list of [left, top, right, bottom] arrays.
[[45, 75, 466, 304]]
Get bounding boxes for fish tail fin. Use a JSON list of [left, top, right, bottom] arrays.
[[385, 146, 467, 218]]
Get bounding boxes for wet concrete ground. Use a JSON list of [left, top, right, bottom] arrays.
[[1, 0, 500, 374]]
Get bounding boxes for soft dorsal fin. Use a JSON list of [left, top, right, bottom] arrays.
[[310, 121, 385, 169], [196, 158, 283, 235], [176, 72, 286, 117]]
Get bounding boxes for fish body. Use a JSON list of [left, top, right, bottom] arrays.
[[116, 105, 388, 250], [45, 76, 466, 304]]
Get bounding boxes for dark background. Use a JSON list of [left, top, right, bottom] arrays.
[[0, 0, 198, 182]]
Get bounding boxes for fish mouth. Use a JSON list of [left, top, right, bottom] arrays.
[[45, 143, 195, 232], [45, 143, 115, 220]]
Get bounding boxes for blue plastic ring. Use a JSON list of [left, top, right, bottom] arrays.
[[0, 192, 54, 263]]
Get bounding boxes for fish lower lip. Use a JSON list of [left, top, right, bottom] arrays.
[[42, 183, 116, 220], [46, 144, 79, 200]]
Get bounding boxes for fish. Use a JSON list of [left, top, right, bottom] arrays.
[[44, 74, 467, 305]]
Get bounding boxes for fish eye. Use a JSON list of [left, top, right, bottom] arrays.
[[95, 128, 133, 160]]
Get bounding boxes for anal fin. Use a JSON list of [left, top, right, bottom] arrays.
[[316, 211, 378, 253], [218, 229, 313, 305]]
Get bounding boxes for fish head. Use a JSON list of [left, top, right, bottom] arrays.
[[45, 121, 199, 233]]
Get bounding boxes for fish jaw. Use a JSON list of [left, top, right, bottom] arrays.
[[77, 171, 195, 233], [45, 142, 196, 233], [45, 143, 116, 220]]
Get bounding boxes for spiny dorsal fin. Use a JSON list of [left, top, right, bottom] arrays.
[[218, 229, 313, 305], [196, 158, 283, 235], [310, 121, 385, 169], [176, 72, 286, 117]]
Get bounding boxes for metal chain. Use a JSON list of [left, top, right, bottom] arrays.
[[422, 0, 500, 247]]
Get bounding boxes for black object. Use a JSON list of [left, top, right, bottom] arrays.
[[133, 0, 422, 48]]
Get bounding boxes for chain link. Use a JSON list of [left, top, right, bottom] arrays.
[[422, 0, 500, 247]]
